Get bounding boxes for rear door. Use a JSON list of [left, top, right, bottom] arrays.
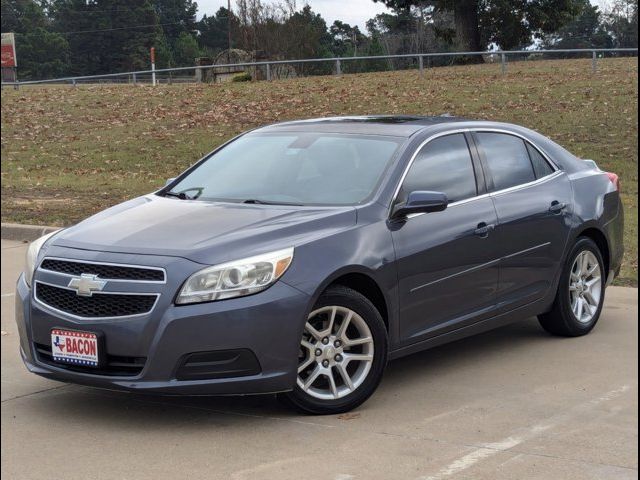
[[472, 132, 572, 311], [391, 133, 501, 344]]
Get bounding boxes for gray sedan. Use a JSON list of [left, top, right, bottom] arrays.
[[15, 116, 624, 414]]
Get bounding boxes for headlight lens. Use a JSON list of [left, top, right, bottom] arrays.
[[24, 230, 60, 287], [176, 247, 294, 305]]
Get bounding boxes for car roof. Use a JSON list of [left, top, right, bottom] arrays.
[[252, 115, 586, 173], [254, 115, 468, 137]]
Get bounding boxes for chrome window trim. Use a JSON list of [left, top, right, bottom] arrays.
[[389, 127, 562, 219], [401, 171, 564, 221], [38, 257, 167, 284], [33, 280, 161, 321], [487, 170, 564, 199]]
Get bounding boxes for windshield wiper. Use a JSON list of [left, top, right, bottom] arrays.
[[162, 191, 189, 200], [242, 199, 303, 206]]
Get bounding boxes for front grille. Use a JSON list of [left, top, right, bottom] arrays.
[[40, 259, 165, 282], [35, 283, 157, 318], [34, 343, 145, 376]]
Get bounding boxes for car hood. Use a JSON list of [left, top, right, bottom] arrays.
[[52, 195, 357, 265]]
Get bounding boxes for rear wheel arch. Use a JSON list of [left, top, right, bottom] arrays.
[[539, 236, 606, 336], [576, 227, 610, 278]]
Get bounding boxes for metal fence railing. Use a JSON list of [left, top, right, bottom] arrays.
[[1, 47, 637, 88]]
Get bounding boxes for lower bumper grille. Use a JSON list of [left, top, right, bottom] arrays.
[[176, 350, 261, 381], [34, 343, 146, 376], [35, 282, 157, 318]]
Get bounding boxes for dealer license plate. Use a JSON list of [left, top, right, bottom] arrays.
[[51, 329, 99, 367]]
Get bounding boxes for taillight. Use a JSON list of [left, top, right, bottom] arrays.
[[606, 172, 620, 191]]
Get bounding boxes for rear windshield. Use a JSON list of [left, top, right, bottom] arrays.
[[165, 133, 404, 206]]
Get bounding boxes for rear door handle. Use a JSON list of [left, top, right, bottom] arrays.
[[474, 222, 495, 237], [549, 201, 567, 213]]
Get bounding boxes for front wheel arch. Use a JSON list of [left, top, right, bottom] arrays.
[[299, 265, 395, 335], [281, 285, 389, 414]]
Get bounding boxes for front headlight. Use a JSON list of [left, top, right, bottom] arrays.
[[24, 230, 61, 287], [176, 247, 294, 305]]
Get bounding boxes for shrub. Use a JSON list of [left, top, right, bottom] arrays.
[[231, 72, 252, 82]]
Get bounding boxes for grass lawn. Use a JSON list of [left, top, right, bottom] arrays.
[[1, 58, 637, 285]]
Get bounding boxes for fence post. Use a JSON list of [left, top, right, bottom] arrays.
[[592, 50, 597, 73], [132, 72, 137, 85], [336, 59, 342, 76], [418, 55, 424, 77], [151, 47, 157, 86], [501, 53, 507, 74], [266, 63, 271, 81], [72, 79, 77, 87]]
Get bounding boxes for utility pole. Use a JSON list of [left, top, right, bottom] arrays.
[[227, 0, 232, 64]]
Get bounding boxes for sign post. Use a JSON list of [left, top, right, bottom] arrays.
[[150, 47, 156, 86], [1, 32, 18, 88]]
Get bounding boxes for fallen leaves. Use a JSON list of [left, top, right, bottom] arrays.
[[337, 412, 361, 420], [1, 57, 637, 283]]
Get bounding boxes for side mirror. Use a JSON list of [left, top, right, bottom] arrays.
[[391, 191, 449, 219], [164, 178, 176, 187]]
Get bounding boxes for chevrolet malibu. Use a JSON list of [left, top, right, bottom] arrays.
[[16, 116, 624, 414]]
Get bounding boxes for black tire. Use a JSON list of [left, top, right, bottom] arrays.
[[538, 237, 606, 337], [280, 285, 388, 415]]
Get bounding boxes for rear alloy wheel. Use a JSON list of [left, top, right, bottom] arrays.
[[281, 286, 387, 414], [539, 237, 606, 337], [568, 250, 603, 324]]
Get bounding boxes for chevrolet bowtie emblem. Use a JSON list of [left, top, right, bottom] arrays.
[[68, 274, 107, 297]]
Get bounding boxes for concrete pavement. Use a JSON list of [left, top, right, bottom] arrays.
[[1, 239, 637, 480]]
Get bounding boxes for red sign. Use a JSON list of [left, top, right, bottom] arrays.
[[1, 33, 17, 68], [150, 46, 156, 63]]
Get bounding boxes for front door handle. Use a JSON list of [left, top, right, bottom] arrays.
[[474, 222, 495, 237], [549, 201, 567, 213]]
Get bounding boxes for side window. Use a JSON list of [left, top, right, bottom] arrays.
[[527, 143, 555, 179], [400, 134, 477, 204], [476, 133, 535, 191]]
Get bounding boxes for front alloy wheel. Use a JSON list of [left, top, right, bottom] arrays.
[[281, 286, 387, 414], [297, 305, 374, 400]]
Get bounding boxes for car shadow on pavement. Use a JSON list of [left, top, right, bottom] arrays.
[[22, 316, 553, 425], [383, 316, 550, 386]]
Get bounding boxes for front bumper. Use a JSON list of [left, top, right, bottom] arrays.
[[16, 273, 311, 395]]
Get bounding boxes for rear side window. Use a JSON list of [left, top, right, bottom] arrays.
[[476, 133, 535, 191], [527, 143, 555, 178], [400, 134, 477, 203]]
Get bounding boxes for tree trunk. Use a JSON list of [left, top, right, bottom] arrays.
[[453, 0, 483, 63]]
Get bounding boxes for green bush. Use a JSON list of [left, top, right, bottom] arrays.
[[231, 72, 252, 82]]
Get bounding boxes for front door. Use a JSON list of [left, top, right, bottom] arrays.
[[390, 133, 500, 344]]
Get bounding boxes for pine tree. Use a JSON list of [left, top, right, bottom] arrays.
[[51, 0, 160, 75]]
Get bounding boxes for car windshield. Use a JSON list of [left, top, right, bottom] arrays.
[[164, 132, 404, 206]]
